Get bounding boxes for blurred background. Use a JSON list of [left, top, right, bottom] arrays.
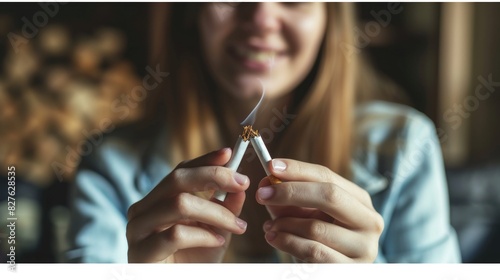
[[0, 2, 499, 263]]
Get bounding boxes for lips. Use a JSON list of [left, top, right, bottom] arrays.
[[228, 44, 284, 72], [233, 45, 276, 63]]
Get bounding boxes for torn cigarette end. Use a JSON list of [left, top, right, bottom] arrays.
[[268, 175, 282, 185], [241, 125, 259, 141]]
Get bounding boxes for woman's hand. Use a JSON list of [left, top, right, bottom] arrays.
[[256, 159, 384, 263], [126, 148, 250, 263]]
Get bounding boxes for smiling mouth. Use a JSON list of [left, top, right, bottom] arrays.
[[233, 46, 276, 63]]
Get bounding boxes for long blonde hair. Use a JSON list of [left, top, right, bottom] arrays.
[[145, 3, 358, 179]]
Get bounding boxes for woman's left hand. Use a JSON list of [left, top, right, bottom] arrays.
[[256, 159, 384, 263]]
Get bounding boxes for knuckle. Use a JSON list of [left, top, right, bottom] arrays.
[[282, 182, 296, 201], [165, 224, 183, 243], [358, 228, 382, 262], [307, 243, 326, 262], [210, 166, 222, 179], [170, 168, 186, 183], [173, 193, 191, 218], [372, 212, 385, 234], [210, 166, 230, 185], [281, 233, 295, 250], [360, 189, 372, 205], [319, 165, 334, 182], [363, 241, 379, 262], [309, 221, 327, 239], [322, 184, 340, 205]]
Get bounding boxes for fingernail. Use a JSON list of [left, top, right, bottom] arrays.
[[216, 147, 230, 154], [236, 217, 247, 230], [215, 234, 226, 244], [272, 159, 287, 172], [263, 220, 272, 232], [233, 172, 248, 185], [257, 187, 274, 200], [266, 231, 277, 241]]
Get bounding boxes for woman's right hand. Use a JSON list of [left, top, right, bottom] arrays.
[[126, 148, 250, 263]]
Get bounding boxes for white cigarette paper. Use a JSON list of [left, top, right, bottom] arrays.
[[213, 136, 249, 201], [250, 134, 282, 185], [250, 135, 272, 176]]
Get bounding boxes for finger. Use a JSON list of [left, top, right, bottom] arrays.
[[128, 224, 225, 263], [259, 177, 330, 220], [127, 148, 232, 220], [207, 191, 247, 237], [268, 159, 373, 208], [212, 190, 246, 216], [178, 147, 232, 169], [128, 165, 249, 220], [263, 217, 364, 258], [127, 193, 247, 243], [256, 182, 379, 230], [257, 177, 318, 220], [163, 166, 250, 197], [264, 231, 353, 263]]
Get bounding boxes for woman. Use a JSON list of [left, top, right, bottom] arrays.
[[67, 3, 461, 263]]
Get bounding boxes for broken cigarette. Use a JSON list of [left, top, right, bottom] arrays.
[[213, 126, 252, 201], [213, 78, 277, 201], [249, 130, 282, 185]]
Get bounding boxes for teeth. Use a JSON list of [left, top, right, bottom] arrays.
[[236, 47, 274, 63]]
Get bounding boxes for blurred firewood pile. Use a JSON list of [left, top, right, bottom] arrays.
[[0, 23, 144, 186]]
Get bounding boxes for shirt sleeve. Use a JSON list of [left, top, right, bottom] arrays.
[[65, 141, 142, 263], [377, 115, 461, 263]]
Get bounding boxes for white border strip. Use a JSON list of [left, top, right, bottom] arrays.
[[1, 264, 500, 280]]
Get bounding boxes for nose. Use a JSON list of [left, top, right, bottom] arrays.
[[240, 3, 281, 34]]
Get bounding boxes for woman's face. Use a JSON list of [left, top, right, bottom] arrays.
[[199, 3, 327, 100]]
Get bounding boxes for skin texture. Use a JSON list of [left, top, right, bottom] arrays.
[[127, 148, 250, 263], [257, 159, 384, 262], [126, 3, 384, 263], [198, 3, 326, 100]]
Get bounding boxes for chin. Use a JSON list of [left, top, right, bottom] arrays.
[[219, 77, 261, 99], [227, 86, 259, 100]]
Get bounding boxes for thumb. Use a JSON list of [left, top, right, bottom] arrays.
[[257, 176, 287, 220]]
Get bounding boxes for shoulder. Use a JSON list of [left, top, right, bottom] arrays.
[[355, 102, 461, 263], [75, 123, 167, 199], [352, 101, 441, 194], [355, 101, 437, 149], [78, 124, 146, 174]]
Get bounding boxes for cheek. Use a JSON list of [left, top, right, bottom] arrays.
[[284, 12, 326, 81], [198, 6, 232, 72], [295, 14, 325, 61], [199, 14, 219, 61]]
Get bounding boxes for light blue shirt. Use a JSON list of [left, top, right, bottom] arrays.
[[66, 101, 461, 263]]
